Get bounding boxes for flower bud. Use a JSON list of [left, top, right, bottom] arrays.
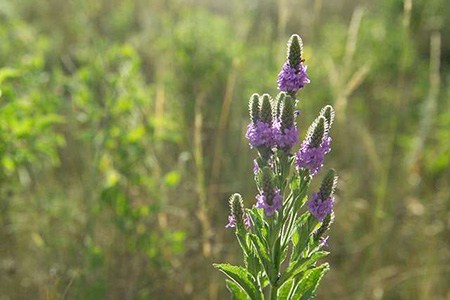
[[313, 212, 335, 245], [320, 105, 335, 130], [319, 169, 338, 199], [280, 95, 295, 130], [274, 92, 286, 119], [249, 93, 260, 124], [259, 94, 273, 124], [287, 34, 304, 67], [317, 212, 334, 235], [229, 193, 244, 223], [261, 166, 274, 204], [308, 116, 328, 148]]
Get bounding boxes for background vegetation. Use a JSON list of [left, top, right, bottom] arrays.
[[0, 0, 449, 299]]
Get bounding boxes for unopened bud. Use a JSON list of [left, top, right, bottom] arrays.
[[319, 169, 338, 199], [229, 193, 244, 222], [275, 92, 286, 119], [308, 116, 328, 148], [287, 34, 304, 67], [320, 105, 335, 130], [281, 95, 295, 130], [249, 93, 260, 124], [314, 212, 335, 242], [260, 94, 273, 124], [261, 166, 274, 204]]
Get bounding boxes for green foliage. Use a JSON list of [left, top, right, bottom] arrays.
[[226, 279, 249, 300], [292, 263, 329, 299], [277, 279, 294, 300], [214, 263, 263, 300]]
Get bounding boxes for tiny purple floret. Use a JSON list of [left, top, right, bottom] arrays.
[[225, 215, 236, 228], [319, 236, 329, 247], [244, 214, 252, 229], [225, 214, 251, 229], [253, 159, 259, 174], [308, 192, 334, 221]]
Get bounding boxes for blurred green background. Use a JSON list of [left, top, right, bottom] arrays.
[[0, 0, 449, 299]]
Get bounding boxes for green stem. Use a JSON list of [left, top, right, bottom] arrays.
[[269, 285, 278, 299]]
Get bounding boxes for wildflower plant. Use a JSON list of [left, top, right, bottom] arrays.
[[214, 35, 339, 299]]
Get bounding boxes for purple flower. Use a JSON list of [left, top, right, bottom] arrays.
[[244, 214, 252, 228], [255, 188, 282, 216], [273, 119, 299, 151], [226, 214, 252, 229], [318, 236, 329, 247], [253, 159, 259, 174], [277, 63, 310, 93], [225, 215, 236, 228], [245, 121, 275, 149], [308, 192, 334, 221], [296, 136, 332, 176]]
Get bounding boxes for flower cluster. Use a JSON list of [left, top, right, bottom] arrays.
[[296, 106, 335, 176], [277, 63, 310, 93], [277, 35, 310, 93], [225, 193, 252, 229], [308, 192, 334, 221], [296, 135, 332, 176], [273, 118, 299, 151], [254, 166, 283, 216], [246, 121, 276, 149], [245, 93, 300, 153], [255, 188, 282, 216], [309, 169, 338, 221]]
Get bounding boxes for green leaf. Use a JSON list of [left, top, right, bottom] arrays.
[[291, 263, 330, 300], [281, 251, 329, 283], [285, 210, 309, 250], [272, 236, 282, 276], [292, 214, 319, 261], [213, 263, 262, 300], [293, 180, 310, 212], [226, 279, 249, 300], [248, 209, 268, 245], [259, 274, 270, 289], [243, 238, 260, 278], [277, 279, 295, 300], [249, 234, 274, 283]]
